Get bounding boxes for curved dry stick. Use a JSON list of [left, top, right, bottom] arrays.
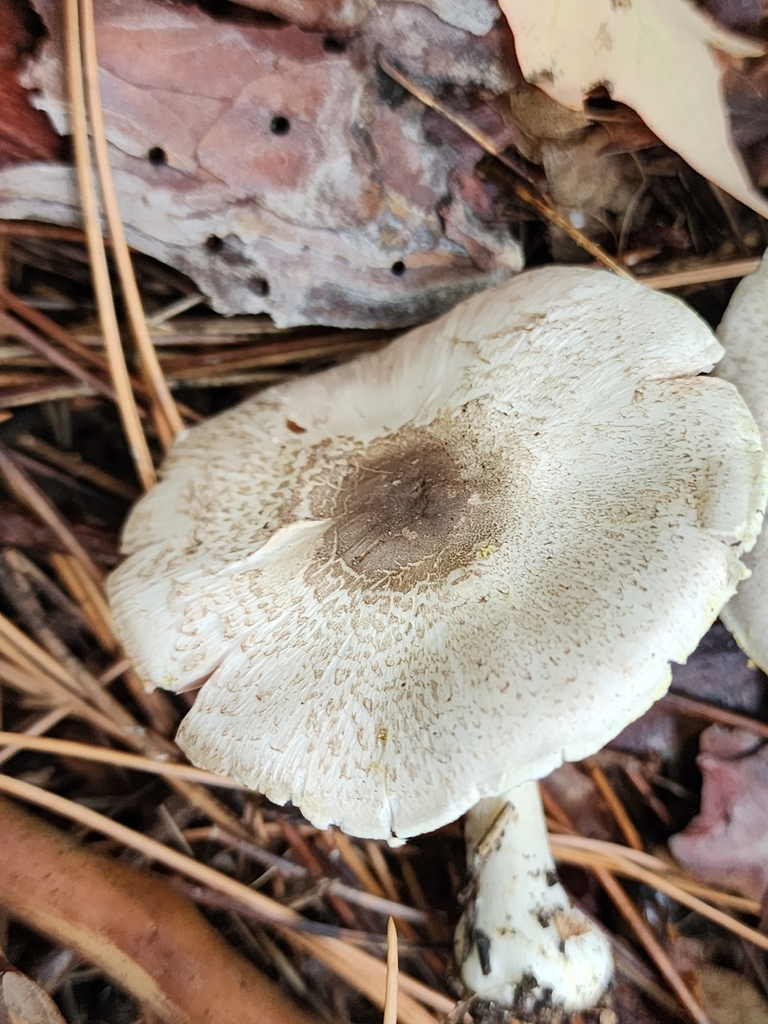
[[0, 795, 319, 1024]]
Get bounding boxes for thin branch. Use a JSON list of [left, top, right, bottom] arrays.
[[0, 774, 445, 1024]]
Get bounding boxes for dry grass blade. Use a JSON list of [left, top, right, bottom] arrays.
[[384, 918, 399, 1024], [377, 54, 633, 280], [0, 774, 444, 1024], [79, 0, 183, 449], [62, 0, 155, 490]]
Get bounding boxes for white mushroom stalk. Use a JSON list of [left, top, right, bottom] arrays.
[[456, 781, 612, 1012], [713, 250, 768, 672], [108, 265, 768, 1010]]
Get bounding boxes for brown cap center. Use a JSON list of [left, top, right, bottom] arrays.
[[307, 421, 505, 592]]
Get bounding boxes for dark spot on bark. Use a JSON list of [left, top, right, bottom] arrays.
[[270, 115, 290, 135], [250, 277, 270, 296]]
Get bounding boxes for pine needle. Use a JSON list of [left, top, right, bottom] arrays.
[[79, 0, 184, 450], [62, 0, 156, 490], [384, 918, 399, 1024]]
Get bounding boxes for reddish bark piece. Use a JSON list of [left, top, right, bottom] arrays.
[[0, 795, 320, 1024], [0, 0, 522, 327], [670, 725, 768, 902], [0, 0, 62, 168]]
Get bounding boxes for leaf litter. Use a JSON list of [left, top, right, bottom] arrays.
[[0, 0, 767, 1021]]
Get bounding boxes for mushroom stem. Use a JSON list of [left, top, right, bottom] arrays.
[[455, 779, 613, 1012]]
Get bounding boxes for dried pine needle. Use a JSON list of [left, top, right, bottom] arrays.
[[583, 758, 644, 852], [0, 731, 244, 788], [377, 54, 632, 280], [79, 0, 183, 449], [63, 0, 156, 490], [384, 918, 399, 1024]]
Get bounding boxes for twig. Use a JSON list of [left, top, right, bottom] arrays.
[[0, 774, 445, 1024], [663, 692, 768, 740], [0, 795, 320, 1024]]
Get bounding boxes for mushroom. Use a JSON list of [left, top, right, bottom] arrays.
[[712, 251, 768, 672], [108, 265, 767, 1011]]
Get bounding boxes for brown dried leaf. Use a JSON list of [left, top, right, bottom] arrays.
[[698, 966, 768, 1024]]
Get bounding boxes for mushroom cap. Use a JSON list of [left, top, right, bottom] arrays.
[[108, 266, 768, 840], [713, 252, 768, 673]]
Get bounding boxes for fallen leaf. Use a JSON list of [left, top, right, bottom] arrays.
[[669, 725, 768, 902], [698, 966, 768, 1024], [498, 0, 768, 217], [0, 958, 66, 1024]]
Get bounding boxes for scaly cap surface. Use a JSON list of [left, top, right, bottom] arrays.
[[109, 266, 768, 839]]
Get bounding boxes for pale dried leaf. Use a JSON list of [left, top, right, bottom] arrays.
[[499, 0, 768, 216], [0, 964, 66, 1024]]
